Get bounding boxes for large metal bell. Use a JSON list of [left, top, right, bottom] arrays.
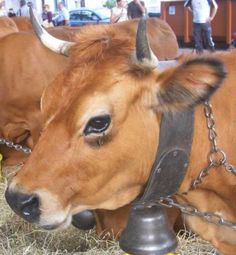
[[72, 210, 96, 230], [119, 205, 177, 255]]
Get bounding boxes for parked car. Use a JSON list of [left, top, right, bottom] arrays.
[[69, 7, 110, 27]]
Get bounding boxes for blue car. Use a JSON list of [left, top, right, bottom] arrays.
[[69, 7, 110, 27]]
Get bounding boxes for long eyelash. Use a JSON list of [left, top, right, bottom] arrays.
[[97, 138, 104, 146], [97, 132, 106, 146]]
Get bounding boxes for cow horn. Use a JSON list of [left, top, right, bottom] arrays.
[[29, 7, 75, 56], [135, 18, 158, 69]]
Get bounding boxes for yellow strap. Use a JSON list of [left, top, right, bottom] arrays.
[[0, 153, 3, 182], [123, 253, 178, 255]]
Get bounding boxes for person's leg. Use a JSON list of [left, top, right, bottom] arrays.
[[193, 23, 203, 54], [233, 39, 236, 48], [57, 21, 64, 26], [202, 22, 215, 52]]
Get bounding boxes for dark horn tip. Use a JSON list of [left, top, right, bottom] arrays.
[[137, 17, 147, 31], [136, 18, 152, 62]]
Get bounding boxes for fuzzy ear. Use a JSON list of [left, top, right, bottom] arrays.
[[153, 58, 226, 111]]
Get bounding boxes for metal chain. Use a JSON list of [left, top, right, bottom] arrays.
[[140, 101, 236, 231], [0, 137, 32, 154], [190, 101, 236, 189], [156, 196, 236, 231]]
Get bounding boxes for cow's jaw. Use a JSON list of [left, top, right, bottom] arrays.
[[35, 189, 72, 230], [40, 212, 72, 230], [71, 184, 143, 214], [38, 184, 142, 228], [7, 172, 145, 230]]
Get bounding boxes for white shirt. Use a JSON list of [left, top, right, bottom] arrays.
[[18, 5, 30, 17], [57, 7, 69, 22], [191, 0, 211, 23], [111, 7, 128, 22]]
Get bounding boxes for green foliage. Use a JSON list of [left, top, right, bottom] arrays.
[[103, 0, 116, 9]]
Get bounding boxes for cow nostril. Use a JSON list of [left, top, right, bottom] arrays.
[[21, 196, 40, 221], [5, 188, 40, 223]]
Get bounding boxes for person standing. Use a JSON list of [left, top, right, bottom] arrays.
[[53, 2, 69, 26], [17, 0, 29, 17], [110, 0, 128, 23], [127, 0, 145, 20], [185, 0, 218, 54], [42, 4, 53, 27]]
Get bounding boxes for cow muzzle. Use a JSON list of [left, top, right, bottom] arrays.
[[5, 185, 96, 231], [5, 184, 71, 229], [5, 188, 40, 223]]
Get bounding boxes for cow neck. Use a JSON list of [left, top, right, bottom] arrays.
[[139, 107, 194, 203]]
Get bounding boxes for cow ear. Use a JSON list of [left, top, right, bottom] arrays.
[[153, 58, 226, 112]]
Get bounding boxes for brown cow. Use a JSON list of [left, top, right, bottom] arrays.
[[1, 17, 180, 237], [0, 21, 86, 165], [0, 16, 82, 40], [5, 13, 236, 254], [11, 16, 84, 41], [0, 32, 69, 164], [11, 16, 33, 32]]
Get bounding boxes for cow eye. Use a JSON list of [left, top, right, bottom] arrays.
[[84, 115, 111, 135]]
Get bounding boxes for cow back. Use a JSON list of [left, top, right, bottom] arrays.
[[0, 17, 19, 39]]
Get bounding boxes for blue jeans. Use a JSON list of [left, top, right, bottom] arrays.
[[193, 22, 215, 53], [233, 39, 236, 47]]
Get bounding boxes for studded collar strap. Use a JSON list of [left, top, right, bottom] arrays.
[[139, 108, 194, 203]]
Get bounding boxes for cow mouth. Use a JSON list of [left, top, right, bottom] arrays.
[[40, 213, 72, 230], [40, 210, 96, 231]]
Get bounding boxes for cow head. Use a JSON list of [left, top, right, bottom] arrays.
[[5, 16, 226, 230]]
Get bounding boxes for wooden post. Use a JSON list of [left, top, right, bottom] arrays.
[[226, 0, 232, 45], [184, 7, 190, 43], [161, 2, 167, 21]]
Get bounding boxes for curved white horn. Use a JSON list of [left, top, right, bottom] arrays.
[[29, 7, 75, 56]]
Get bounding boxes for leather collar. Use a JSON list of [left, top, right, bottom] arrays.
[[139, 108, 194, 203]]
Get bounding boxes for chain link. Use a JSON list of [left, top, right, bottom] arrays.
[[191, 101, 236, 189], [157, 197, 236, 231], [224, 162, 236, 175], [148, 101, 236, 231], [0, 138, 32, 154]]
